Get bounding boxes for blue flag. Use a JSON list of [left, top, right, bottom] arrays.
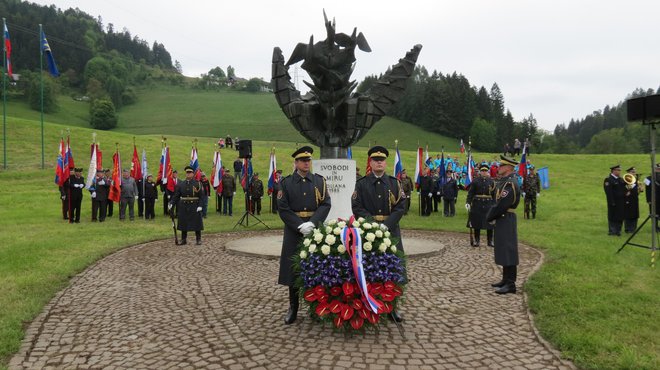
[[40, 30, 59, 77]]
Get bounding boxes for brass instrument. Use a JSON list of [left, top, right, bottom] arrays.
[[623, 173, 636, 190]]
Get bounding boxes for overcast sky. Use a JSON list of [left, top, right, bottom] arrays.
[[29, 0, 660, 131]]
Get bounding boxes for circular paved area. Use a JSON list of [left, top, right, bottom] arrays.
[[10, 230, 575, 370]]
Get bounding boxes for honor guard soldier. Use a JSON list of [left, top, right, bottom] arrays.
[[277, 146, 331, 324], [352, 145, 406, 321], [68, 168, 86, 223], [622, 167, 641, 233], [487, 155, 521, 294], [604, 164, 625, 236], [522, 165, 541, 219], [466, 164, 496, 247], [168, 166, 205, 245], [644, 164, 660, 232]]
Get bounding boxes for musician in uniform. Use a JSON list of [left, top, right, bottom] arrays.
[[603, 164, 625, 236], [522, 165, 541, 219], [622, 167, 641, 233], [352, 145, 406, 321], [487, 155, 521, 294], [466, 164, 495, 247], [168, 166, 205, 245], [277, 146, 331, 324]]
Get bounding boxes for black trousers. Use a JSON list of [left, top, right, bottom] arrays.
[[181, 230, 201, 241], [138, 197, 144, 217], [474, 229, 493, 243], [443, 199, 455, 216], [107, 200, 114, 217], [433, 194, 441, 211], [216, 194, 223, 213], [69, 196, 82, 223], [421, 195, 433, 216], [502, 265, 517, 284], [271, 195, 278, 213], [252, 198, 262, 214], [61, 198, 69, 219], [163, 193, 169, 215], [145, 198, 155, 219], [92, 199, 108, 221], [608, 219, 623, 235], [624, 218, 638, 233]]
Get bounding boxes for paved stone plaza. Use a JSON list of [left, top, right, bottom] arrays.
[[10, 230, 575, 369]]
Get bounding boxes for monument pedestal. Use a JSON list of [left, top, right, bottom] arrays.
[[313, 159, 356, 221]]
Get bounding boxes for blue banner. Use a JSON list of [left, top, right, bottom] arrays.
[[537, 167, 550, 189]]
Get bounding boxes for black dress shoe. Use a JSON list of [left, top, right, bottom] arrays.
[[180, 240, 187, 245], [196, 240, 202, 246], [491, 280, 505, 288], [284, 306, 298, 325], [487, 242, 494, 248], [472, 242, 480, 247], [495, 283, 516, 294], [388, 310, 403, 322]]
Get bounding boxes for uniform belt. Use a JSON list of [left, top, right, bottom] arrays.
[[373, 215, 388, 221], [295, 211, 315, 217], [475, 195, 492, 199], [181, 197, 199, 201]]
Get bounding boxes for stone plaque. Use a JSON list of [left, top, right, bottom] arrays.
[[313, 159, 356, 220]]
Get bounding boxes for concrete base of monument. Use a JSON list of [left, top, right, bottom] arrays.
[[225, 229, 446, 259]]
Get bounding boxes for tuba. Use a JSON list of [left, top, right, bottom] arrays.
[[623, 173, 636, 190]]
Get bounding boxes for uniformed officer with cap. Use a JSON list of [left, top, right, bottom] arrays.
[[352, 145, 406, 321], [487, 155, 521, 294], [522, 165, 541, 219], [604, 164, 625, 236], [466, 164, 495, 247], [277, 146, 331, 324], [68, 167, 86, 223], [168, 165, 205, 245], [623, 166, 640, 233]]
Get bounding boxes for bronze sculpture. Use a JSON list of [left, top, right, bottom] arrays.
[[272, 11, 422, 158]]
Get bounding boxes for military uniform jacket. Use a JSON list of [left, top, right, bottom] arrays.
[[419, 175, 433, 194], [170, 179, 205, 231], [68, 176, 85, 199], [623, 182, 640, 220], [250, 179, 264, 200], [277, 171, 331, 286], [603, 174, 625, 222], [352, 172, 406, 251], [143, 181, 158, 200], [90, 177, 110, 201], [221, 174, 236, 197], [466, 176, 495, 230], [645, 176, 660, 216], [487, 173, 520, 266], [522, 174, 541, 196], [401, 176, 414, 197], [442, 178, 458, 200]]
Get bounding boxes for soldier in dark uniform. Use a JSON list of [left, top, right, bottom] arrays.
[[67, 168, 85, 223], [143, 174, 158, 220], [270, 170, 282, 214], [250, 173, 264, 215], [442, 169, 458, 217], [352, 146, 406, 322], [419, 167, 433, 216], [400, 169, 414, 215], [104, 169, 114, 217], [466, 164, 495, 247], [487, 155, 521, 294], [623, 167, 641, 233], [136, 176, 145, 218], [59, 184, 69, 220], [169, 166, 205, 245], [200, 172, 211, 218], [604, 164, 625, 236], [522, 165, 541, 219], [90, 169, 110, 222], [277, 146, 331, 324], [432, 169, 442, 212], [644, 164, 660, 231]]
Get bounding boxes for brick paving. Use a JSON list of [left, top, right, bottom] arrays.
[[9, 230, 575, 369]]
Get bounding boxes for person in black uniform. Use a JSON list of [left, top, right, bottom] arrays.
[[250, 173, 264, 215], [67, 168, 85, 223], [352, 145, 406, 322], [270, 170, 282, 214], [644, 164, 660, 231], [419, 167, 433, 216], [59, 184, 69, 220], [442, 169, 458, 217], [623, 167, 641, 233], [90, 169, 110, 222], [169, 166, 205, 245], [487, 155, 521, 294], [432, 169, 442, 212], [104, 169, 114, 217], [143, 174, 158, 220], [466, 164, 495, 247], [277, 146, 331, 324], [603, 164, 625, 236]]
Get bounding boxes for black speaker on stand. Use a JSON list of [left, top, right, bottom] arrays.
[[233, 139, 269, 230]]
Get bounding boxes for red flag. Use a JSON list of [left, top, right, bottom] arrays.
[[165, 148, 175, 192], [108, 151, 122, 202], [66, 137, 75, 169], [130, 144, 142, 180], [4, 23, 13, 78], [96, 144, 103, 170], [365, 156, 372, 176], [54, 138, 66, 185]]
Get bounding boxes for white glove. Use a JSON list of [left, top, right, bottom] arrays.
[[168, 203, 173, 210], [428, 193, 432, 198], [91, 192, 96, 199], [135, 196, 139, 200], [196, 206, 202, 212], [465, 204, 470, 211], [436, 192, 440, 195], [522, 192, 526, 198], [61, 195, 66, 200], [233, 192, 236, 196], [537, 193, 541, 197], [298, 221, 315, 236], [98, 180, 105, 185]]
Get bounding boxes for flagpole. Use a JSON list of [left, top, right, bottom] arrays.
[[39, 24, 45, 169], [2, 18, 7, 170]]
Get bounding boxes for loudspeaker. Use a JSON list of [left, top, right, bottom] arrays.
[[238, 140, 252, 158], [627, 94, 660, 123]]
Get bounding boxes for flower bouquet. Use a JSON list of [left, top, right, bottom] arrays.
[[293, 217, 406, 330]]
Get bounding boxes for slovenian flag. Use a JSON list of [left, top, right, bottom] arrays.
[[4, 22, 13, 78], [190, 146, 201, 180], [267, 150, 277, 195], [66, 136, 75, 169], [40, 29, 59, 77], [212, 151, 224, 194], [518, 143, 528, 179], [465, 152, 474, 187], [413, 147, 423, 190], [393, 144, 403, 180], [241, 158, 252, 189]]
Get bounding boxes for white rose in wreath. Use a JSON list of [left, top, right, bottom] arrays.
[[358, 217, 366, 223], [363, 222, 372, 230], [300, 250, 308, 259], [321, 244, 331, 256], [325, 234, 336, 245], [385, 231, 391, 238], [352, 221, 360, 228], [371, 222, 379, 229], [333, 227, 342, 235], [375, 230, 383, 238], [383, 238, 392, 247], [327, 219, 337, 226], [337, 245, 346, 254], [308, 244, 317, 253], [303, 239, 312, 247], [378, 244, 388, 253], [363, 242, 373, 251], [337, 221, 346, 228], [325, 226, 333, 234], [314, 233, 324, 243], [365, 233, 376, 242], [380, 223, 389, 231], [357, 228, 364, 235], [390, 245, 397, 253]]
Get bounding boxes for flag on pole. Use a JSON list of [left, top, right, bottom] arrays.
[[347, 146, 352, 159], [108, 150, 121, 202], [414, 146, 423, 190], [364, 155, 372, 176], [157, 146, 167, 185], [141, 149, 148, 180], [267, 149, 277, 195], [85, 142, 98, 189], [130, 144, 142, 180], [465, 152, 474, 187], [438, 149, 446, 188], [165, 148, 175, 192], [190, 145, 201, 180], [54, 138, 67, 185], [518, 144, 528, 179], [424, 145, 431, 168], [241, 158, 253, 189], [40, 29, 59, 77], [65, 136, 75, 169], [212, 151, 224, 194], [460, 139, 465, 154], [96, 144, 102, 170], [4, 22, 13, 78], [393, 143, 403, 180]]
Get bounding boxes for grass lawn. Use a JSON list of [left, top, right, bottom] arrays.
[[0, 116, 658, 369]]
